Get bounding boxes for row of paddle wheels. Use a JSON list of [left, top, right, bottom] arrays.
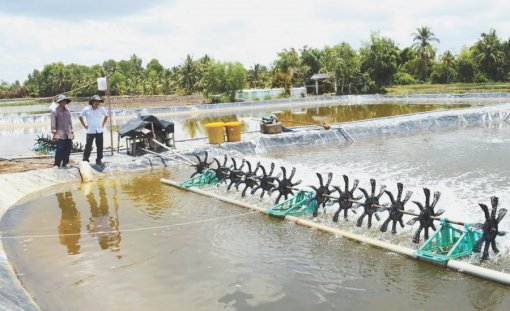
[[187, 152, 507, 262]]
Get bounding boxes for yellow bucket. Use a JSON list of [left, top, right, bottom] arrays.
[[225, 121, 242, 142], [204, 122, 225, 144]]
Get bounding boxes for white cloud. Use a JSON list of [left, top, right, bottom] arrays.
[[1, 0, 509, 82]]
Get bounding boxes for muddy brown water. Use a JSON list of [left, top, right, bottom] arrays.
[[0, 102, 474, 157], [1, 102, 509, 310], [1, 165, 510, 310]]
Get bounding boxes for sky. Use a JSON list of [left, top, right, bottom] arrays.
[[1, 0, 509, 83]]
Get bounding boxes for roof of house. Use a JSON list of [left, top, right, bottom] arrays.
[[310, 73, 331, 80]]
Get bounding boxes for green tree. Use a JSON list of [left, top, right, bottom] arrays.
[[109, 71, 127, 95], [203, 61, 246, 102], [456, 47, 475, 83], [471, 29, 505, 81], [247, 64, 270, 88], [181, 54, 197, 94], [440, 50, 455, 83], [430, 63, 458, 84], [411, 26, 439, 80], [146, 59, 164, 75], [102, 59, 118, 74], [321, 43, 367, 94], [360, 32, 400, 86], [50, 63, 72, 95], [224, 62, 247, 100], [272, 48, 301, 94], [194, 54, 212, 92], [300, 46, 322, 78], [25, 69, 42, 97], [502, 39, 510, 80], [161, 68, 178, 94], [144, 71, 162, 95]]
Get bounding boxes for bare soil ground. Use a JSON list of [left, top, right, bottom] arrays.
[[0, 158, 75, 174], [74, 94, 207, 109]]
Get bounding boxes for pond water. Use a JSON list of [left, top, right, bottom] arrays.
[[2, 121, 510, 310], [0, 102, 475, 157]]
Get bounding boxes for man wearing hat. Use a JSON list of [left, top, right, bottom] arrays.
[[79, 95, 109, 165], [51, 94, 74, 168]]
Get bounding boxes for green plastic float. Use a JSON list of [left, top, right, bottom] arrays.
[[415, 219, 482, 266]]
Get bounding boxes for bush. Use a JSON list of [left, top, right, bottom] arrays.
[[457, 59, 475, 83], [394, 71, 417, 85], [430, 64, 458, 84], [210, 95, 221, 103], [474, 72, 489, 83], [220, 94, 231, 103]]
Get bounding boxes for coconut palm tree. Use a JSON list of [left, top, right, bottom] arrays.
[[181, 54, 197, 95], [411, 26, 440, 81], [50, 64, 71, 94], [441, 51, 455, 83], [473, 29, 505, 81]]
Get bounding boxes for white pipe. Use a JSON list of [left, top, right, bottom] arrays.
[[285, 215, 416, 257], [161, 178, 266, 214], [150, 138, 194, 165], [78, 161, 94, 182], [160, 178, 510, 286], [447, 260, 510, 285]]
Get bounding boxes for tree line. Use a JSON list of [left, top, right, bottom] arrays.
[[1, 27, 510, 102]]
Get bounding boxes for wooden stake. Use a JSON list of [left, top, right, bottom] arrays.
[[278, 118, 331, 130], [107, 77, 113, 156]]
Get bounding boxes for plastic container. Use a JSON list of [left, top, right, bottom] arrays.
[[97, 77, 108, 91], [204, 122, 225, 144], [225, 121, 242, 142]]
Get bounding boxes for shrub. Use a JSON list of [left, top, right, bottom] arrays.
[[474, 72, 489, 83], [394, 71, 417, 85]]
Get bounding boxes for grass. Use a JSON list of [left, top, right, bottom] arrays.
[[386, 82, 510, 95]]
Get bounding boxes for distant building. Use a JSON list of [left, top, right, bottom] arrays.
[[235, 87, 307, 100], [310, 73, 335, 95]]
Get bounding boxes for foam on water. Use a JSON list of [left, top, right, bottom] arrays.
[[228, 123, 510, 266]]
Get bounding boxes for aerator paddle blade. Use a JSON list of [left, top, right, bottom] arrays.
[[272, 166, 301, 204], [190, 151, 213, 178], [252, 162, 278, 199], [474, 196, 507, 260], [236, 160, 261, 197], [225, 158, 246, 191], [380, 182, 413, 234], [310, 172, 334, 217], [331, 175, 360, 222], [35, 134, 57, 151], [410, 188, 441, 244], [356, 179, 386, 229], [212, 155, 231, 184]]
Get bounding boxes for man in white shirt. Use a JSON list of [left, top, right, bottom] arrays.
[[79, 95, 109, 165]]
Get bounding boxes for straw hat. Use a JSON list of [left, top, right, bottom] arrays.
[[88, 95, 104, 105], [55, 94, 71, 104]]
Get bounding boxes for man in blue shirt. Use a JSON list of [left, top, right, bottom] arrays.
[[79, 95, 109, 165]]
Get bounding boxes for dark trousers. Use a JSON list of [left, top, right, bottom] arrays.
[[83, 133, 104, 163], [54, 139, 73, 167]]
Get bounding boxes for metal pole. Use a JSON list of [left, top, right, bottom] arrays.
[[107, 77, 113, 156], [398, 210, 466, 226]]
